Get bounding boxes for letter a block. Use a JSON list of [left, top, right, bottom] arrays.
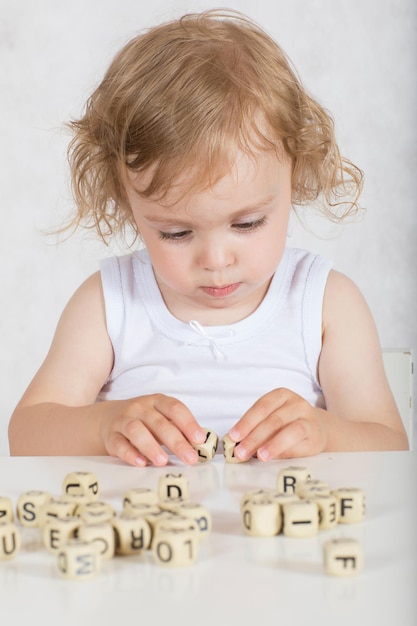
[[57, 539, 100, 580], [152, 528, 198, 567], [0, 522, 21, 560], [323, 538, 363, 576], [193, 429, 219, 462], [158, 474, 189, 501], [332, 488, 366, 524]]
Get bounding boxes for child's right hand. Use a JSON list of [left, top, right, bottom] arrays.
[[100, 394, 207, 467]]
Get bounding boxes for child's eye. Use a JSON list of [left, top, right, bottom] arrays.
[[158, 230, 192, 241], [233, 216, 267, 232]]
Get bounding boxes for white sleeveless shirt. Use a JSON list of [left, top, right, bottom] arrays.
[[98, 247, 332, 436]]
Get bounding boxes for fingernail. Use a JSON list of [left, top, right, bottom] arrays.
[[155, 453, 168, 466], [229, 428, 240, 442], [257, 447, 270, 462], [234, 445, 247, 460], [194, 430, 207, 444]]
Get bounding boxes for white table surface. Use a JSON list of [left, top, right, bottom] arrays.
[[1, 451, 416, 626]]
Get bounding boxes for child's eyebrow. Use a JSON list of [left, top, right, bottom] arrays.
[[143, 195, 276, 225]]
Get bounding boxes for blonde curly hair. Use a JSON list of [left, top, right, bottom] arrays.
[[66, 9, 363, 243]]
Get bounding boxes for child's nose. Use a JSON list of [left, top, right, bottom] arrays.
[[198, 239, 234, 271]]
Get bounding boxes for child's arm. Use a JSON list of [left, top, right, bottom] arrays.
[[228, 270, 409, 461], [8, 273, 205, 466]]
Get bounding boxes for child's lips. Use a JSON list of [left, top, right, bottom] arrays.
[[201, 283, 241, 297]]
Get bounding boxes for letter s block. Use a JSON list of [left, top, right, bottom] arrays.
[[0, 521, 21, 560], [56, 539, 100, 580], [16, 490, 54, 527], [152, 528, 198, 567], [62, 472, 99, 500], [323, 538, 364, 576]]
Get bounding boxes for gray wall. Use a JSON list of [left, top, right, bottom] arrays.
[[1, 0, 415, 454]]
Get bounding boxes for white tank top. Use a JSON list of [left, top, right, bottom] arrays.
[[98, 247, 332, 436]]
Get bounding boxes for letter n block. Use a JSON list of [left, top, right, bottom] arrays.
[[323, 538, 363, 576]]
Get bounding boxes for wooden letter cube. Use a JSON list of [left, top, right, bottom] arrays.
[[158, 474, 189, 501], [193, 429, 218, 462], [332, 488, 366, 524], [43, 516, 82, 552], [0, 521, 21, 560], [0, 497, 14, 523], [56, 539, 100, 580], [174, 502, 212, 536], [77, 501, 116, 524], [62, 472, 99, 500], [152, 528, 198, 567], [312, 494, 340, 530], [78, 522, 115, 560], [16, 490, 54, 527], [123, 487, 159, 508], [323, 538, 363, 576], [282, 499, 319, 537], [112, 514, 152, 555], [242, 499, 282, 537], [38, 500, 77, 528], [222, 434, 248, 463], [277, 466, 312, 494]]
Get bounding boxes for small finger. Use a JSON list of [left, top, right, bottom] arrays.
[[154, 395, 206, 445], [107, 431, 148, 467], [228, 389, 289, 443], [257, 418, 310, 461], [124, 418, 169, 466]]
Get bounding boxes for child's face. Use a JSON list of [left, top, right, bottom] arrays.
[[125, 149, 292, 325]]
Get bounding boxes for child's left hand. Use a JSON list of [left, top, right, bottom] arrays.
[[227, 388, 328, 461]]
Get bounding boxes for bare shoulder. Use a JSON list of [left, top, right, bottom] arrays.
[[322, 269, 374, 332]]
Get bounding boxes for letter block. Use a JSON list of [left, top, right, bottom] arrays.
[[158, 473, 189, 501], [193, 428, 219, 462], [222, 434, 247, 463], [282, 499, 319, 537], [0, 521, 21, 560], [241, 490, 299, 513], [323, 538, 364, 576], [16, 490, 54, 527], [174, 502, 212, 536], [311, 494, 340, 530], [56, 539, 100, 580], [332, 488, 366, 524], [152, 527, 198, 567], [0, 497, 14, 523], [43, 516, 82, 553], [62, 471, 99, 500], [78, 522, 115, 560], [276, 466, 312, 494], [123, 487, 159, 508], [112, 514, 152, 555], [38, 500, 77, 528], [77, 501, 116, 524], [242, 498, 282, 537]]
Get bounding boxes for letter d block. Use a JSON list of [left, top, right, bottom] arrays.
[[158, 473, 189, 501], [57, 539, 100, 580], [62, 472, 99, 500], [324, 538, 363, 576], [193, 428, 219, 462], [242, 499, 282, 537], [152, 528, 198, 567], [112, 515, 152, 555], [332, 488, 366, 524], [0, 522, 21, 560]]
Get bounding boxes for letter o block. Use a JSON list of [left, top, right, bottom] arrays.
[[276, 467, 312, 494], [282, 499, 319, 538], [0, 497, 14, 523], [152, 528, 198, 567], [193, 429, 219, 462], [42, 516, 82, 553], [242, 499, 281, 537], [332, 488, 366, 524], [158, 474, 189, 501], [78, 522, 115, 560], [16, 490, 54, 527], [112, 515, 152, 555], [0, 522, 21, 560], [323, 538, 364, 576], [62, 472, 99, 500], [56, 539, 100, 580]]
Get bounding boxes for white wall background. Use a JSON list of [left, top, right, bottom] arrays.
[[1, 0, 415, 455]]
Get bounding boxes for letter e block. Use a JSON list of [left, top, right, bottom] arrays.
[[43, 516, 82, 553], [0, 522, 21, 560], [158, 474, 189, 501], [57, 539, 100, 580], [324, 538, 363, 576], [312, 494, 340, 530]]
